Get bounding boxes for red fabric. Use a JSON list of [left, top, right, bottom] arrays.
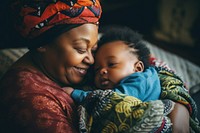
[[150, 56, 172, 71], [11, 0, 102, 39], [0, 67, 78, 133]]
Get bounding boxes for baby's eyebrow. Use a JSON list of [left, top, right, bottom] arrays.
[[106, 56, 117, 59]]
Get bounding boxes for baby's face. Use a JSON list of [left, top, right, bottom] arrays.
[[94, 41, 138, 90]]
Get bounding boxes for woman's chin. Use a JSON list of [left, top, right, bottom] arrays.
[[70, 77, 85, 85]]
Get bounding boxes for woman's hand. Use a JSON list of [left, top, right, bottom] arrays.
[[168, 102, 190, 133], [62, 87, 74, 95]]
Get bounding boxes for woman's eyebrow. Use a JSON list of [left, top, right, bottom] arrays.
[[73, 38, 98, 48], [72, 38, 93, 46], [73, 38, 89, 43]]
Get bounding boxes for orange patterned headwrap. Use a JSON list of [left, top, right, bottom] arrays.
[[11, 0, 102, 39]]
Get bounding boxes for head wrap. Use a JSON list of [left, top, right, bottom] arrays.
[[10, 0, 102, 40]]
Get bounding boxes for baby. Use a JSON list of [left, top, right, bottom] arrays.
[[65, 26, 161, 103]]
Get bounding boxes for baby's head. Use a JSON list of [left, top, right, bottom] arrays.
[[94, 26, 150, 90]]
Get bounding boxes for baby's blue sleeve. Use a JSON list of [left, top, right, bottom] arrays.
[[113, 74, 146, 100], [71, 89, 91, 104], [113, 67, 161, 102]]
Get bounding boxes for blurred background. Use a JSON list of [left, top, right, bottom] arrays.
[[99, 0, 200, 66], [0, 0, 199, 66]]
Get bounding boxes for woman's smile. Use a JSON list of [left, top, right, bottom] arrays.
[[73, 66, 88, 76]]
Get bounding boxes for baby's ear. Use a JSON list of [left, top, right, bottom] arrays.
[[134, 61, 144, 72], [37, 47, 46, 52]]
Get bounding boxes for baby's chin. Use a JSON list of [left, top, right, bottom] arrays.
[[96, 84, 114, 90], [100, 86, 113, 90]]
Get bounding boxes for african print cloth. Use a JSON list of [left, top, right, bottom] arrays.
[[157, 67, 200, 133], [77, 66, 200, 133], [10, 0, 102, 39]]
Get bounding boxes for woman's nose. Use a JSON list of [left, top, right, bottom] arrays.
[[83, 52, 94, 65]]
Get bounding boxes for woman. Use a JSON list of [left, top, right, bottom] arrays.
[[0, 0, 101, 133], [0, 0, 197, 133]]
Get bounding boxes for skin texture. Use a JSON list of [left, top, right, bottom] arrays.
[[94, 40, 144, 89], [169, 103, 190, 133], [33, 24, 99, 86]]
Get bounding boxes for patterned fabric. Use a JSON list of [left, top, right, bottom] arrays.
[[0, 67, 79, 132], [78, 90, 173, 133], [77, 66, 200, 133], [156, 66, 200, 132], [11, 0, 102, 39]]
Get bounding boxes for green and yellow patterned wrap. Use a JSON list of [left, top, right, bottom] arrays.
[[78, 67, 200, 133]]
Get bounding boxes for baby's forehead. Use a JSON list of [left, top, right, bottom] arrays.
[[97, 40, 129, 50], [95, 43, 138, 60], [97, 41, 137, 54]]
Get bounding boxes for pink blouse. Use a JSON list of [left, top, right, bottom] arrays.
[[0, 67, 79, 133]]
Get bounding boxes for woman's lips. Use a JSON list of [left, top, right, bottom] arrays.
[[74, 67, 87, 76]]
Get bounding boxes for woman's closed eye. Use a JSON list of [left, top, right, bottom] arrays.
[[75, 48, 87, 54]]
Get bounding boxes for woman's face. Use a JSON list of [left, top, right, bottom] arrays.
[[40, 24, 98, 86], [94, 41, 138, 90]]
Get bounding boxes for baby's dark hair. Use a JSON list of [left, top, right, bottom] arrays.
[[98, 25, 151, 69]]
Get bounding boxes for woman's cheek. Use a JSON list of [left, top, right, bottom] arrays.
[[63, 53, 84, 66]]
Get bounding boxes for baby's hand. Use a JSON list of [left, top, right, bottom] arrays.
[[62, 87, 74, 95]]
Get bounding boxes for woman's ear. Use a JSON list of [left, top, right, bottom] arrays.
[[37, 47, 46, 52], [134, 61, 144, 72]]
